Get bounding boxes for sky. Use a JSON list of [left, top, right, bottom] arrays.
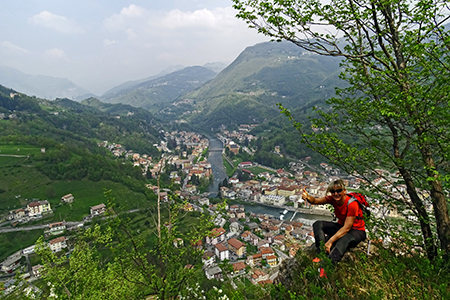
[[0, 0, 269, 95]]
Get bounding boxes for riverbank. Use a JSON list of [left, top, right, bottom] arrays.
[[228, 199, 333, 218]]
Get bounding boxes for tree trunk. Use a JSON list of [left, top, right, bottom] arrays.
[[420, 149, 450, 259], [399, 167, 437, 260], [430, 181, 450, 260]]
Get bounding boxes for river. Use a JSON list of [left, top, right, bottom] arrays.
[[206, 136, 332, 225], [206, 136, 228, 197]]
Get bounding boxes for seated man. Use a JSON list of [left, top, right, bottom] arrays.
[[302, 179, 366, 265]]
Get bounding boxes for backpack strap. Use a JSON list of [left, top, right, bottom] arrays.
[[347, 195, 364, 220]]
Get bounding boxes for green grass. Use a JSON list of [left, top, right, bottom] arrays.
[[223, 157, 236, 177], [0, 230, 43, 262], [0, 156, 28, 167], [44, 180, 152, 222], [0, 143, 42, 156], [0, 158, 152, 219], [0, 164, 51, 214], [245, 166, 277, 175]]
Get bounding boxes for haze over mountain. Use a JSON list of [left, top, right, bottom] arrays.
[[0, 41, 345, 132], [100, 66, 218, 113], [162, 41, 345, 129], [0, 65, 93, 101]]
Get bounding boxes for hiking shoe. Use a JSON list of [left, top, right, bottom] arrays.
[[312, 257, 321, 263], [319, 267, 327, 278]]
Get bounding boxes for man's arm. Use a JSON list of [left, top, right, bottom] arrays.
[[301, 188, 328, 205], [324, 216, 356, 253]]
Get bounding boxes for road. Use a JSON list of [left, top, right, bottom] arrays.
[[0, 221, 86, 233]]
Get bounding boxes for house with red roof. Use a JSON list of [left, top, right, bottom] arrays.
[[228, 238, 246, 258], [206, 227, 226, 245], [215, 243, 229, 261]]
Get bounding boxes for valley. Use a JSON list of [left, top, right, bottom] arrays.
[[0, 39, 447, 299]]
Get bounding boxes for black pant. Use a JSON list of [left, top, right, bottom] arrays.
[[313, 220, 366, 264]]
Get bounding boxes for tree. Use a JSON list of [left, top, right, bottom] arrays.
[[232, 0, 450, 259], [35, 192, 217, 299]]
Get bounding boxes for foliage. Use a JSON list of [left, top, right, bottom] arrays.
[[233, 0, 450, 259], [268, 247, 450, 300], [101, 66, 216, 115], [181, 41, 343, 130], [33, 191, 217, 300]]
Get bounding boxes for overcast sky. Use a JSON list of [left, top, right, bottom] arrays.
[[0, 0, 269, 95]]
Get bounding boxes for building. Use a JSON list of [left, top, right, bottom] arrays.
[[228, 144, 240, 154], [277, 186, 297, 197], [32, 264, 43, 278], [49, 236, 67, 253], [215, 243, 229, 261], [205, 265, 222, 280], [241, 231, 260, 246], [48, 221, 66, 235], [260, 247, 275, 259], [231, 261, 247, 276], [27, 200, 52, 216], [266, 255, 278, 267], [61, 194, 74, 203], [260, 194, 286, 206], [23, 245, 36, 255], [0, 251, 22, 273], [251, 270, 269, 284], [228, 238, 246, 258], [201, 251, 216, 268], [90, 203, 106, 216], [206, 227, 226, 245], [238, 161, 253, 168], [246, 253, 263, 267], [198, 198, 210, 206]]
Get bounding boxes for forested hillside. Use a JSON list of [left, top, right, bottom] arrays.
[[0, 85, 162, 219], [176, 41, 344, 129], [100, 66, 217, 114]]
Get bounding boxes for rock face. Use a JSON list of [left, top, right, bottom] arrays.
[[274, 256, 301, 289]]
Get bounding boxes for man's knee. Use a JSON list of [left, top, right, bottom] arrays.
[[313, 220, 323, 231], [329, 247, 344, 264]]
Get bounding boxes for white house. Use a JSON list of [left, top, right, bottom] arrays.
[[201, 251, 216, 268], [48, 221, 66, 235], [61, 194, 74, 203], [205, 265, 222, 280], [215, 243, 229, 261], [90, 203, 106, 216], [206, 227, 226, 245], [49, 236, 67, 253]]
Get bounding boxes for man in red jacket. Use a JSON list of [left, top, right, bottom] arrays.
[[302, 179, 366, 266]]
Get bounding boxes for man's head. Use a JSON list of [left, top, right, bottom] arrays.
[[326, 179, 346, 200]]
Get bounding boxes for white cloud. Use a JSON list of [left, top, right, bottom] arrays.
[[44, 48, 66, 59], [103, 39, 117, 47], [160, 7, 239, 29], [1, 41, 31, 54], [160, 8, 216, 28], [28, 11, 84, 34], [103, 4, 147, 31], [120, 4, 144, 18]]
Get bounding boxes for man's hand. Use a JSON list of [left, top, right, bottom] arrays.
[[302, 188, 309, 201], [324, 241, 332, 254]]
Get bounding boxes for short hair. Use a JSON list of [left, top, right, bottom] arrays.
[[326, 179, 346, 194]]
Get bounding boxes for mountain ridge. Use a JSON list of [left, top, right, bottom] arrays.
[[0, 65, 93, 101]]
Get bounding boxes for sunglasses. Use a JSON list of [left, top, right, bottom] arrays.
[[330, 189, 343, 194]]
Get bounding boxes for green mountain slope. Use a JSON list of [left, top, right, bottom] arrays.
[[0, 85, 161, 220], [100, 66, 217, 113], [171, 41, 344, 129], [0, 65, 93, 101]]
